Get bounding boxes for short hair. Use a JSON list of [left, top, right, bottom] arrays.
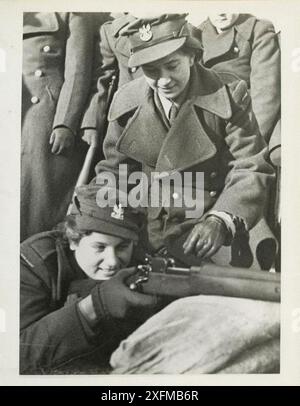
[[55, 215, 92, 245], [179, 44, 202, 62]]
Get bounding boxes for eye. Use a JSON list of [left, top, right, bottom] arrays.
[[143, 66, 158, 76], [166, 62, 178, 71], [95, 245, 106, 253], [117, 242, 131, 251]]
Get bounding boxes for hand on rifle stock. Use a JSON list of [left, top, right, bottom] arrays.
[[81, 128, 100, 147], [183, 215, 227, 259]]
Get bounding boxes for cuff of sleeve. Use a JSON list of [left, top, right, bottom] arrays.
[[208, 211, 236, 237], [207, 210, 248, 244], [52, 124, 76, 137], [91, 283, 111, 321], [76, 301, 99, 340]]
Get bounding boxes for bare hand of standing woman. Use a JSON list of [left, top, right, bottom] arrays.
[[49, 127, 74, 154]]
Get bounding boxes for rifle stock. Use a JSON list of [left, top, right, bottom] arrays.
[[128, 258, 280, 302], [66, 75, 118, 215]]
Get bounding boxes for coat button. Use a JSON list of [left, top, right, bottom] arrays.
[[210, 171, 217, 179], [34, 69, 43, 77], [233, 46, 239, 53], [31, 96, 39, 104], [130, 67, 137, 73], [43, 45, 51, 53], [172, 192, 181, 200], [209, 190, 217, 198]]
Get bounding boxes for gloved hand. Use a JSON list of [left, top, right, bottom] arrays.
[[183, 215, 228, 259], [91, 267, 159, 321], [69, 279, 98, 297], [49, 127, 74, 154]]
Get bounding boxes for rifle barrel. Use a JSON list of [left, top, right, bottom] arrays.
[[139, 263, 281, 302]]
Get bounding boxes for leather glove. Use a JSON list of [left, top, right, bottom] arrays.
[[68, 279, 98, 297], [183, 215, 228, 259], [49, 127, 74, 154], [91, 267, 159, 321]]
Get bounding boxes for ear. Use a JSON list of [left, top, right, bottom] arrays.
[[189, 54, 195, 67]]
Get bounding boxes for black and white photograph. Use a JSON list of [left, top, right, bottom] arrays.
[[0, 0, 299, 385]]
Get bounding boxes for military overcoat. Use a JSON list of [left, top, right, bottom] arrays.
[[198, 14, 281, 142], [81, 14, 143, 132], [21, 13, 93, 241], [96, 64, 276, 269]]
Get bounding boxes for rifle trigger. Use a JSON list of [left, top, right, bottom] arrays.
[[129, 275, 149, 292], [129, 264, 150, 292]]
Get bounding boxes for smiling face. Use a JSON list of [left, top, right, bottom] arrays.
[[141, 49, 195, 101], [70, 232, 134, 280], [209, 14, 239, 31]]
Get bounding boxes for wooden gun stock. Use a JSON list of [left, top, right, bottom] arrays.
[[128, 257, 280, 302], [66, 75, 118, 215]]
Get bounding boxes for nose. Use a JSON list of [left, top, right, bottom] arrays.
[[157, 68, 172, 87], [103, 247, 119, 270], [158, 76, 172, 87]]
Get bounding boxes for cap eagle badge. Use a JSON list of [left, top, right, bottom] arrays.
[[139, 24, 153, 42], [111, 203, 124, 220]]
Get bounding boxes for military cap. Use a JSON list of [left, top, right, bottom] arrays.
[[70, 185, 142, 242], [120, 13, 202, 67]]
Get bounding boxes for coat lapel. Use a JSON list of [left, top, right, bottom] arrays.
[[155, 65, 231, 172], [201, 15, 257, 64], [23, 12, 59, 35], [116, 65, 232, 172], [235, 14, 257, 41], [117, 87, 168, 168], [201, 20, 235, 64], [155, 100, 217, 172]]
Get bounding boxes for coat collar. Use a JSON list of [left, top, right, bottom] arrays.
[[234, 14, 257, 40], [110, 65, 231, 172], [201, 14, 257, 64], [109, 64, 231, 122], [23, 12, 59, 35]]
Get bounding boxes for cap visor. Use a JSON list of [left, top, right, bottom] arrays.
[[76, 216, 139, 242], [128, 37, 186, 68]]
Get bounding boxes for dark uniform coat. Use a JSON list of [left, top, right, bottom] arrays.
[[96, 64, 276, 270], [20, 231, 135, 373], [81, 14, 143, 133], [199, 14, 281, 142], [21, 13, 93, 241]]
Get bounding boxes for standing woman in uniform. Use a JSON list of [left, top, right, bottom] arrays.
[[81, 13, 143, 147], [21, 12, 93, 241], [198, 13, 280, 143]]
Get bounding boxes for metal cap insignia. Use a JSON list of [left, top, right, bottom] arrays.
[[111, 203, 124, 220], [139, 24, 153, 42]]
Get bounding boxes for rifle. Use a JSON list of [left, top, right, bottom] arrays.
[[128, 256, 280, 302]]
